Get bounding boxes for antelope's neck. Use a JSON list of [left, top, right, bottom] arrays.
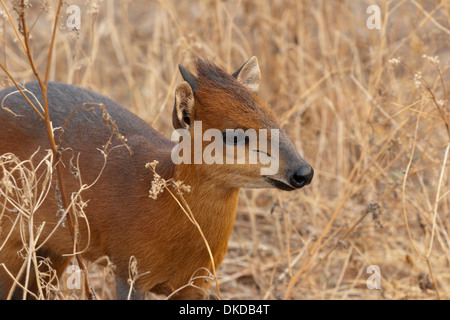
[[172, 163, 240, 246]]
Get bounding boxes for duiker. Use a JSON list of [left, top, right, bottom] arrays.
[[0, 57, 313, 299]]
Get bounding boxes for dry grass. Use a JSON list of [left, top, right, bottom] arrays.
[[0, 0, 449, 299]]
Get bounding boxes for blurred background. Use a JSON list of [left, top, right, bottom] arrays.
[[1, 0, 449, 299]]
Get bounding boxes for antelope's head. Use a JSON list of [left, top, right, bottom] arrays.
[[172, 57, 313, 191]]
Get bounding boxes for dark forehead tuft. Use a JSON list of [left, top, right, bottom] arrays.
[[195, 59, 258, 110], [196, 59, 236, 87]]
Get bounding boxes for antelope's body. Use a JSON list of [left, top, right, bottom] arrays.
[[0, 58, 313, 299]]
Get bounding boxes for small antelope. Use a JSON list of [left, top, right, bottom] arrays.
[[0, 57, 313, 299]]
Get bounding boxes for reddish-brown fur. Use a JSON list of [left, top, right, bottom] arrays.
[[0, 57, 312, 299]]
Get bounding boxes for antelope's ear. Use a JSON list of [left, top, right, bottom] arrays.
[[173, 82, 195, 130], [232, 56, 261, 93], [179, 64, 198, 91]]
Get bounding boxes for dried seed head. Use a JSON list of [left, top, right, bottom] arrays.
[[388, 57, 401, 65], [422, 54, 440, 65]]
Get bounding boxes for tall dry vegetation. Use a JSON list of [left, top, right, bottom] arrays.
[[0, 0, 449, 299]]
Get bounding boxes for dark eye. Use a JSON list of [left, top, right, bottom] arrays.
[[222, 131, 237, 145], [222, 131, 249, 145]]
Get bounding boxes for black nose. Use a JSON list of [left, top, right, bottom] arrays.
[[290, 165, 314, 189]]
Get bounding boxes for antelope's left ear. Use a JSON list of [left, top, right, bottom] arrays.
[[232, 56, 261, 93], [173, 81, 195, 130]]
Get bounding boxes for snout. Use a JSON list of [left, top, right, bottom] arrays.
[[289, 165, 314, 189]]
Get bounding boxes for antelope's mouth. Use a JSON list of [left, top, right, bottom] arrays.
[[263, 176, 296, 191]]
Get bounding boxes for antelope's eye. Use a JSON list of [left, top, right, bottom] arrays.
[[222, 130, 248, 146]]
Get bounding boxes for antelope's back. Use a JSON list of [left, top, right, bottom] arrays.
[[0, 82, 178, 270], [0, 82, 174, 213], [1, 82, 176, 166]]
